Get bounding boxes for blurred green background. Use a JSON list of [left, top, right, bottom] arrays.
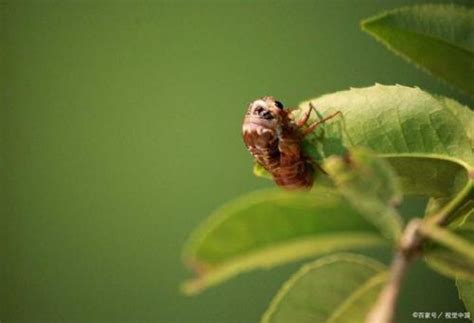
[[1, 1, 473, 322]]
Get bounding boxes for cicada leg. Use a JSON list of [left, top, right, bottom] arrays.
[[295, 102, 315, 127], [302, 110, 342, 137], [313, 161, 328, 175]]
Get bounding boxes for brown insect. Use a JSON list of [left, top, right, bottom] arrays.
[[242, 96, 341, 190]]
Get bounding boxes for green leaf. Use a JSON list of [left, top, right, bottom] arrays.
[[261, 253, 388, 323], [324, 148, 403, 240], [424, 211, 474, 280], [361, 5, 474, 96], [299, 85, 473, 225], [385, 155, 472, 199], [181, 188, 387, 294], [456, 212, 474, 309], [298, 85, 473, 166], [456, 279, 474, 314], [253, 162, 273, 180], [441, 95, 474, 142]]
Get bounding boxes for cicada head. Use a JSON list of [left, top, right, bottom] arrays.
[[242, 96, 286, 138], [244, 97, 285, 126], [242, 96, 289, 162]]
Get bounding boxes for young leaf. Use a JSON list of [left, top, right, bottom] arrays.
[[424, 210, 474, 280], [324, 148, 403, 241], [361, 5, 474, 96], [261, 253, 388, 323], [181, 188, 387, 294]]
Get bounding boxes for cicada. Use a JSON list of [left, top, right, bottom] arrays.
[[242, 96, 341, 190]]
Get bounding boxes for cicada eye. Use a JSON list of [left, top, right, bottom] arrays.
[[275, 101, 284, 109], [254, 106, 264, 114]]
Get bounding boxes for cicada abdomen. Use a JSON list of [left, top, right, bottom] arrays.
[[242, 96, 340, 190]]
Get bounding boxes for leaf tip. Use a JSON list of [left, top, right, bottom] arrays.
[[360, 9, 390, 34], [180, 279, 203, 296], [180, 258, 212, 295]]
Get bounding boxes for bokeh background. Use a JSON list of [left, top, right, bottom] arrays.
[[2, 1, 473, 322]]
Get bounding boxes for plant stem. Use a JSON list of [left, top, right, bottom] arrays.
[[419, 223, 474, 263], [366, 172, 472, 323], [365, 219, 423, 323], [365, 252, 410, 323], [427, 175, 473, 226]]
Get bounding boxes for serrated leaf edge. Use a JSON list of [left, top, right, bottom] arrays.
[[261, 253, 387, 323], [361, 5, 474, 96]]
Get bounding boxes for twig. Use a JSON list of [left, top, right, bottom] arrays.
[[366, 176, 473, 323], [365, 219, 423, 323]]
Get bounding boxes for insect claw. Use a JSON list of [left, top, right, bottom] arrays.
[[313, 162, 328, 175], [303, 111, 343, 136], [296, 102, 316, 127]]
